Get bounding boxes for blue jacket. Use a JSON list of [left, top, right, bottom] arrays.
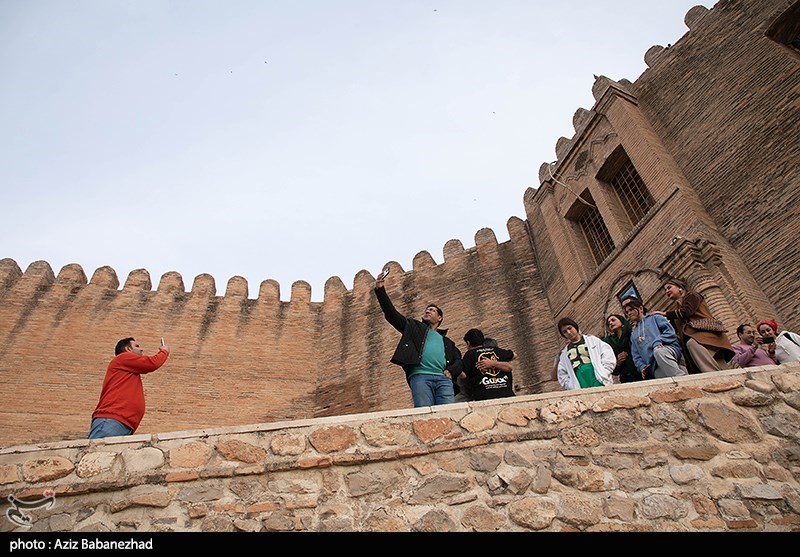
[[630, 314, 682, 378]]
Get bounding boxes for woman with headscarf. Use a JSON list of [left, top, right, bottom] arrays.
[[603, 314, 641, 383], [653, 277, 734, 373], [756, 319, 800, 364]]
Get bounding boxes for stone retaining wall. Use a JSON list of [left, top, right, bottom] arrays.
[[1, 365, 799, 532]]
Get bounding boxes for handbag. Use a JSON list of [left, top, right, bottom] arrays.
[[687, 317, 727, 333]]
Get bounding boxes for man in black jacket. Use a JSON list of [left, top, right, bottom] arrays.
[[374, 269, 462, 407]]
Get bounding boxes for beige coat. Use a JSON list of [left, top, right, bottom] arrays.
[[665, 290, 734, 358]]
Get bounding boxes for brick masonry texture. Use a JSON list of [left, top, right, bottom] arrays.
[[0, 366, 798, 532], [0, 0, 798, 448]]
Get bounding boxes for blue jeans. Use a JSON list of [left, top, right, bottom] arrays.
[[88, 417, 133, 439], [408, 373, 455, 407]]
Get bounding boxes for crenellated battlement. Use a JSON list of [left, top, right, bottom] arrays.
[[526, 4, 711, 204], [0, 217, 528, 308], [0, 215, 557, 447]]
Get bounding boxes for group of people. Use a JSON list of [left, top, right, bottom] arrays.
[[89, 268, 516, 441], [373, 270, 516, 408], [732, 319, 800, 368], [374, 268, 795, 407], [86, 272, 799, 440], [555, 277, 800, 391]]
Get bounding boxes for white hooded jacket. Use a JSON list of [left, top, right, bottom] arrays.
[[557, 334, 616, 390], [775, 330, 800, 364]]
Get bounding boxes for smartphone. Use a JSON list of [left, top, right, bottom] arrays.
[[760, 335, 775, 344], [379, 267, 391, 280], [160, 337, 165, 347]]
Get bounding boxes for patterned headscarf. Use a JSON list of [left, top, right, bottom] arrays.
[[664, 277, 689, 291]]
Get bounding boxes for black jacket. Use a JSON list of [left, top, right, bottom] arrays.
[[374, 286, 462, 384]]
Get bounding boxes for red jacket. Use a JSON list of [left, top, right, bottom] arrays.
[[92, 349, 169, 432]]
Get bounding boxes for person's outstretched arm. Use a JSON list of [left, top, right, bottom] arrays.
[[374, 274, 406, 333], [116, 347, 169, 375]]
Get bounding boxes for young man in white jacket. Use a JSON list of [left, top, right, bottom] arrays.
[[556, 317, 616, 390]]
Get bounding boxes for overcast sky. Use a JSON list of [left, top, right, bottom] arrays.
[[0, 0, 715, 301]]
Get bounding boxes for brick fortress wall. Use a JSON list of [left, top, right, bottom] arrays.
[[632, 0, 800, 325], [2, 0, 798, 448], [0, 220, 556, 447]]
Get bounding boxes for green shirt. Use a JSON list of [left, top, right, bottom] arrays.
[[409, 328, 446, 377], [567, 337, 603, 389]]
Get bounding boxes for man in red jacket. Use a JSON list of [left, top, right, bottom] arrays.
[[88, 337, 170, 439]]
